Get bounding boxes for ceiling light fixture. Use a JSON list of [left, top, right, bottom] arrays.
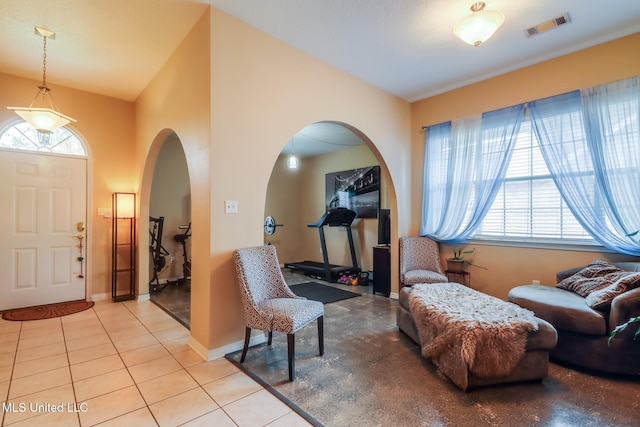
[[454, 2, 504, 47], [287, 137, 299, 169], [7, 27, 76, 144]]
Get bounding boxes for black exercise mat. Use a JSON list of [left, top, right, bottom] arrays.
[[289, 282, 361, 304]]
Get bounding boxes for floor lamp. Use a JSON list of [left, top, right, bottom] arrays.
[[112, 192, 136, 302]]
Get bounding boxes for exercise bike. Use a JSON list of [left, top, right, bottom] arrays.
[[173, 223, 192, 292], [149, 216, 170, 293]]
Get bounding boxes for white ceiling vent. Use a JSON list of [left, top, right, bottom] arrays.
[[524, 13, 571, 38]]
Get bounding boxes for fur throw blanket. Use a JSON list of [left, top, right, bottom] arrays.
[[408, 283, 538, 390]]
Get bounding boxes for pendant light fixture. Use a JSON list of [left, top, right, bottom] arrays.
[[287, 137, 299, 169], [454, 2, 504, 47], [7, 27, 76, 144]]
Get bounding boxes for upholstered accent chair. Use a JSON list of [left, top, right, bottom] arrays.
[[399, 237, 448, 288], [233, 245, 324, 381]]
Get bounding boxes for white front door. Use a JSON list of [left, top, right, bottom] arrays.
[[0, 150, 87, 311]]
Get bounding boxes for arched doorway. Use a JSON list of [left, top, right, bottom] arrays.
[[0, 120, 89, 310], [147, 132, 192, 327], [264, 121, 395, 295]]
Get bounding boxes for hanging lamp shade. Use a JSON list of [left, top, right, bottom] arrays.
[[8, 103, 76, 134], [454, 2, 504, 47], [287, 137, 299, 169], [287, 154, 299, 169], [6, 27, 76, 135]]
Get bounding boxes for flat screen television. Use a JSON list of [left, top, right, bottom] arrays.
[[377, 208, 391, 246]]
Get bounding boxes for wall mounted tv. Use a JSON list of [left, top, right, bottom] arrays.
[[377, 208, 391, 246]]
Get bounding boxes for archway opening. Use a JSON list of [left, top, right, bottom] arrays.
[[147, 132, 192, 327], [264, 121, 395, 297]]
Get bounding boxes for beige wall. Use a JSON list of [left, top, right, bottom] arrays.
[[206, 8, 410, 353], [135, 10, 212, 349], [264, 155, 303, 262], [0, 72, 136, 301], [266, 144, 385, 272], [411, 33, 640, 300], [134, 8, 409, 355]]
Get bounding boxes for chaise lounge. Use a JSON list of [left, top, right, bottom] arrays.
[[397, 282, 558, 391]]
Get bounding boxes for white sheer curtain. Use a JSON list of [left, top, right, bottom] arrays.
[[529, 76, 640, 255], [420, 104, 525, 242]]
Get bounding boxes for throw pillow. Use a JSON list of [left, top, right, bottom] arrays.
[[585, 272, 640, 310], [557, 259, 623, 297]]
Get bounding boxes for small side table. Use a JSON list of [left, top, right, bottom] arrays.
[[445, 270, 470, 287]]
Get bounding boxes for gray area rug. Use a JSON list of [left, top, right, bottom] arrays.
[[290, 282, 361, 304], [226, 293, 639, 427]]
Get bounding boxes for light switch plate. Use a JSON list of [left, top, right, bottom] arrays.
[[225, 200, 238, 214]]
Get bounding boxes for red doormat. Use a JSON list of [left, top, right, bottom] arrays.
[[1, 300, 95, 321]]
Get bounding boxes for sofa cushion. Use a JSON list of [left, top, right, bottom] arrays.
[[508, 285, 606, 336], [403, 270, 448, 286], [585, 272, 640, 310], [556, 259, 625, 297]]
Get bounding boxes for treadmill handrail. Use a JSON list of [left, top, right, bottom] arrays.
[[307, 208, 357, 228]]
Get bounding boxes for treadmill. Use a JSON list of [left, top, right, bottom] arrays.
[[285, 208, 361, 282]]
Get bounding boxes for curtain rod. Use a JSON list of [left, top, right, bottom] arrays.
[[420, 102, 535, 132]]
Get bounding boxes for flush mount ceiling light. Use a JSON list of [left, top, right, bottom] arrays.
[[454, 2, 505, 47], [7, 27, 76, 143]]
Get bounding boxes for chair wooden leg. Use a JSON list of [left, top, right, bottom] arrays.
[[268, 331, 273, 346], [240, 327, 251, 363], [318, 316, 324, 356], [287, 333, 295, 381]]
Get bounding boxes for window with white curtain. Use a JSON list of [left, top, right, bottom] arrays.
[[424, 76, 639, 251], [473, 116, 595, 244]]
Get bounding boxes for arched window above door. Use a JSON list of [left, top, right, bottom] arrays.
[[0, 121, 87, 157]]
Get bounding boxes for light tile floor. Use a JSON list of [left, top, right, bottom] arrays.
[[0, 299, 312, 427]]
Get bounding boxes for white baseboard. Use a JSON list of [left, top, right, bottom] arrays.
[[188, 337, 210, 360], [91, 292, 151, 302], [90, 293, 109, 302], [189, 332, 267, 361]]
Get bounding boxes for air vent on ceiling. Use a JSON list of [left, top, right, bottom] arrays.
[[524, 13, 571, 38]]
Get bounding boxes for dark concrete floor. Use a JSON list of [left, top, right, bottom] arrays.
[[153, 272, 639, 426], [149, 280, 191, 328], [226, 288, 640, 427]]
